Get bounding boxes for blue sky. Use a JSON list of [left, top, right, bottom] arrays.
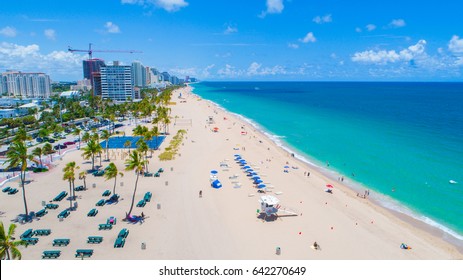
[[1, 0, 462, 81]]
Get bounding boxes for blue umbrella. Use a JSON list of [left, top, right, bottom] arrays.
[[254, 179, 263, 184], [246, 169, 254, 172], [210, 170, 218, 174], [243, 165, 251, 169], [234, 154, 241, 157], [211, 180, 222, 189], [252, 175, 261, 179], [250, 172, 258, 176], [284, 165, 290, 168], [257, 184, 266, 189]]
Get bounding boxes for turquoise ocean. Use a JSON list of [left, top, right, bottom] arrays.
[[192, 82, 463, 242]]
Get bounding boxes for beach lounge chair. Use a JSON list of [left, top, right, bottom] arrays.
[[93, 170, 104, 176], [118, 228, 129, 238], [96, 199, 105, 206], [98, 223, 112, 230], [75, 249, 94, 258], [106, 194, 120, 204], [136, 199, 146, 207], [45, 203, 59, 209], [87, 236, 103, 244], [144, 172, 153, 177], [22, 237, 39, 245], [154, 172, 160, 177], [87, 208, 98, 217], [2, 186, 11, 193], [114, 237, 126, 248], [53, 191, 68, 202], [20, 229, 34, 239], [53, 239, 70, 246], [107, 216, 117, 225], [8, 188, 18, 195], [57, 209, 70, 219], [102, 190, 111, 197], [158, 168, 164, 173], [74, 185, 86, 191], [34, 229, 51, 236], [42, 250, 61, 259], [36, 209, 48, 217], [144, 192, 152, 202]]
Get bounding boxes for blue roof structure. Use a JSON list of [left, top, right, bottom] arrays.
[[100, 136, 166, 150]]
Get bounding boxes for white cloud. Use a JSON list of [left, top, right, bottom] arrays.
[[313, 14, 332, 24], [366, 24, 376, 31], [224, 25, 238, 35], [388, 19, 406, 28], [448, 35, 463, 53], [351, 40, 427, 64], [259, 0, 284, 18], [105, 22, 121, 33], [44, 29, 56, 40], [202, 64, 215, 78], [0, 26, 17, 37], [299, 32, 316, 43], [288, 43, 299, 49], [217, 64, 243, 77], [121, 0, 188, 12], [355, 27, 362, 33], [247, 62, 286, 76], [0, 42, 86, 79]]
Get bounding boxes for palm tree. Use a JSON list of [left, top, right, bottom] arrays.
[[151, 126, 160, 150], [136, 139, 149, 172], [31, 147, 44, 169], [0, 222, 28, 260], [5, 141, 35, 217], [13, 127, 32, 142], [132, 125, 148, 137], [73, 127, 81, 148], [124, 140, 132, 152], [42, 143, 53, 162], [62, 169, 74, 209], [125, 150, 146, 217], [79, 171, 87, 190], [81, 131, 90, 143], [104, 163, 124, 195], [101, 130, 111, 161], [63, 161, 79, 202], [81, 139, 102, 171]]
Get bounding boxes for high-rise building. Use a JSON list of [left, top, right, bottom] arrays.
[[100, 62, 134, 102], [83, 59, 105, 80], [0, 71, 51, 98], [131, 61, 146, 87], [92, 73, 102, 96]]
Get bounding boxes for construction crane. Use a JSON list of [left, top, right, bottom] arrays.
[[68, 43, 142, 59]]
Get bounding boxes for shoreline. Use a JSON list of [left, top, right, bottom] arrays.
[[191, 85, 463, 255]]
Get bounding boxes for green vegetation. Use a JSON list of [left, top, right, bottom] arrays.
[[0, 222, 28, 260], [158, 129, 187, 161]]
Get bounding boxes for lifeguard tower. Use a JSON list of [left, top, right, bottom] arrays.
[[259, 195, 298, 220]]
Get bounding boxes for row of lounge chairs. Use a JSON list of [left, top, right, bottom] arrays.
[[144, 168, 164, 177], [74, 185, 86, 192], [45, 203, 59, 209], [53, 238, 70, 246], [137, 191, 153, 208], [57, 209, 70, 219], [36, 208, 48, 217], [53, 191, 68, 202], [2, 186, 18, 195]]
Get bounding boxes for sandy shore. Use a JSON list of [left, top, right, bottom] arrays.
[[1, 85, 462, 260]]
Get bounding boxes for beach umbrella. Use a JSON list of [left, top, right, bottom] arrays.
[[234, 154, 241, 157], [243, 165, 251, 169], [284, 165, 290, 168], [211, 180, 222, 189], [210, 170, 218, 175], [252, 176, 261, 180], [250, 172, 258, 176], [326, 184, 334, 188], [254, 179, 263, 184], [246, 168, 254, 172], [257, 184, 266, 189]]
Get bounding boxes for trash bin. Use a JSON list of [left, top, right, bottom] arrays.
[[170, 167, 173, 171], [141, 242, 146, 250], [59, 217, 63, 222], [276, 247, 281, 255], [157, 203, 161, 210], [165, 181, 168, 186]]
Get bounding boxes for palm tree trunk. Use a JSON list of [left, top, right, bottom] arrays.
[[83, 177, 87, 189], [91, 155, 95, 170], [68, 180, 72, 209], [106, 143, 109, 161], [127, 172, 139, 217], [20, 171, 29, 217], [72, 179, 76, 201], [99, 153, 102, 166], [39, 156, 43, 168], [113, 176, 117, 195]]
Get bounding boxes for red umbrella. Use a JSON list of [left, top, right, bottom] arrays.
[[326, 184, 334, 188]]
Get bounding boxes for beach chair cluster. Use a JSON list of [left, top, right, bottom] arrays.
[[96, 199, 106, 206], [42, 250, 61, 259], [53, 191, 68, 202], [106, 193, 120, 204], [45, 203, 59, 209], [87, 208, 98, 217], [57, 209, 70, 219], [2, 186, 18, 195], [137, 191, 152, 207], [102, 190, 111, 197], [20, 229, 39, 245], [98, 223, 112, 230], [235, 154, 268, 192], [114, 228, 129, 248], [93, 170, 105, 177], [34, 229, 51, 236], [75, 249, 94, 258], [150, 168, 163, 178], [53, 238, 70, 246]]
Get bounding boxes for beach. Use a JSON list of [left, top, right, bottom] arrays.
[[1, 85, 462, 260]]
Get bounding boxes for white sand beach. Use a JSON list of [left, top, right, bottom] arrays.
[[1, 85, 462, 260]]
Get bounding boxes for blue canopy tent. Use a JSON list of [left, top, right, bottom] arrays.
[[211, 180, 222, 189]]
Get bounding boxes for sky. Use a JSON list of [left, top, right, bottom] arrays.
[[0, 0, 463, 82]]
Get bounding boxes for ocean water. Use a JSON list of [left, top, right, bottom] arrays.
[[192, 82, 463, 239]]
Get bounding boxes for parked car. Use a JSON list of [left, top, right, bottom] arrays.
[[36, 137, 43, 143], [64, 141, 75, 146], [53, 144, 67, 150], [47, 138, 56, 143]]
